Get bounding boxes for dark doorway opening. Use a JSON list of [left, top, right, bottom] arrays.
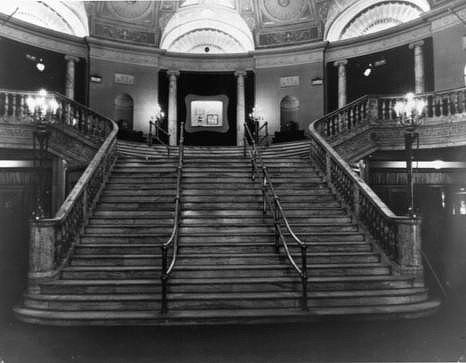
[[326, 38, 434, 112], [158, 70, 255, 146]]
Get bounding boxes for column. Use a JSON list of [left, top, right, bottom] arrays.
[[235, 71, 246, 146], [64, 55, 79, 100], [167, 70, 179, 146], [334, 60, 348, 108], [409, 41, 425, 94]]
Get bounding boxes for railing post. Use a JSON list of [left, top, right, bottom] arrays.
[[161, 245, 168, 314], [265, 123, 269, 146], [29, 221, 56, 279], [325, 152, 332, 183], [243, 137, 246, 157], [395, 217, 423, 278], [367, 96, 379, 122], [262, 173, 267, 214], [273, 197, 279, 252], [148, 122, 152, 147], [301, 244, 309, 311], [353, 182, 360, 218]]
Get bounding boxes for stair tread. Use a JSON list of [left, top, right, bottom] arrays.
[[25, 288, 427, 302], [41, 274, 416, 286], [63, 262, 388, 271], [14, 300, 441, 321]]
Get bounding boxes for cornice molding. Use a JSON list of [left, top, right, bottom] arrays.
[[159, 52, 254, 71], [88, 37, 160, 68], [0, 14, 86, 58], [254, 48, 324, 68]]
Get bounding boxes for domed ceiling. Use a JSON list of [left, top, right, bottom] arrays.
[[0, 0, 437, 51]]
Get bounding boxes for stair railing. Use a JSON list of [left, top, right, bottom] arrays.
[[243, 122, 308, 310], [160, 122, 184, 314], [256, 121, 269, 147], [148, 119, 170, 157], [309, 97, 422, 275], [0, 89, 119, 279]]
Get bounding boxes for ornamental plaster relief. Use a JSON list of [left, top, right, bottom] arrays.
[[90, 47, 160, 68], [254, 50, 323, 68], [159, 56, 254, 71], [431, 7, 466, 32], [326, 25, 431, 62]]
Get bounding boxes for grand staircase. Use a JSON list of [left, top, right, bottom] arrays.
[[14, 140, 439, 325]]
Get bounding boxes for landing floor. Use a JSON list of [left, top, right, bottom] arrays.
[[0, 295, 465, 362]]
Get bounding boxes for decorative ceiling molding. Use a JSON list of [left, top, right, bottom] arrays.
[[160, 3, 254, 53], [325, 0, 431, 41], [341, 2, 423, 39], [169, 29, 244, 54], [326, 22, 431, 62], [0, 13, 87, 57], [0, 1, 89, 37]]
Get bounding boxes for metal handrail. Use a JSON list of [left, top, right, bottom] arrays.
[[257, 121, 269, 146], [148, 119, 170, 157], [160, 122, 184, 314], [243, 122, 308, 310]]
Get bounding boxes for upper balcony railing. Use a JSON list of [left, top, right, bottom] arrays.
[[0, 89, 118, 279]]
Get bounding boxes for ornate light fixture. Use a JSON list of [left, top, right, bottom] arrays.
[[248, 106, 264, 142], [394, 92, 426, 217], [150, 103, 165, 124], [26, 89, 59, 219]]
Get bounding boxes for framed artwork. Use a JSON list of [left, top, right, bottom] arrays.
[[185, 94, 229, 133]]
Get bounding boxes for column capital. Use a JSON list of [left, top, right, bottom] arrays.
[[64, 55, 80, 63], [167, 70, 180, 78], [234, 70, 247, 78], [409, 40, 424, 49], [333, 59, 348, 67]]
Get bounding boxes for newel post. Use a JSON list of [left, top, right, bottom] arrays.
[[29, 220, 56, 279], [367, 97, 379, 123], [395, 217, 423, 277]]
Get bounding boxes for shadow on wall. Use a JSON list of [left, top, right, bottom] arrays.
[[114, 93, 134, 131], [280, 95, 300, 131]]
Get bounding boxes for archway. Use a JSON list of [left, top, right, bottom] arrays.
[[280, 96, 300, 131], [114, 94, 134, 130]]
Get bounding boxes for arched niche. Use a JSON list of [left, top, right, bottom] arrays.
[[114, 94, 134, 130], [280, 96, 300, 131]]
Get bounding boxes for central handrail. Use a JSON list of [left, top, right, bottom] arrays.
[[160, 122, 184, 314], [148, 119, 171, 157], [243, 122, 308, 310]]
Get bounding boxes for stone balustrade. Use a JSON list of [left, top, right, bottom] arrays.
[[307, 87, 466, 277], [0, 89, 118, 280]]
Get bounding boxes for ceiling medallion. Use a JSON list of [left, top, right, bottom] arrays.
[[107, 1, 153, 20], [261, 0, 307, 22]]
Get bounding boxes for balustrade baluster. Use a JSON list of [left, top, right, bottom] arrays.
[[4, 93, 9, 118], [461, 90, 466, 114], [381, 100, 387, 120], [19, 95, 26, 119], [11, 94, 17, 119], [447, 94, 453, 116]]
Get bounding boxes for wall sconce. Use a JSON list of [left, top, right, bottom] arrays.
[[311, 77, 323, 85], [248, 106, 263, 122]]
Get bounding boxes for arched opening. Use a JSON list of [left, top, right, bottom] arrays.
[[280, 96, 300, 132], [325, 0, 430, 41], [160, 2, 254, 54], [114, 94, 134, 131], [0, 1, 89, 37]]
